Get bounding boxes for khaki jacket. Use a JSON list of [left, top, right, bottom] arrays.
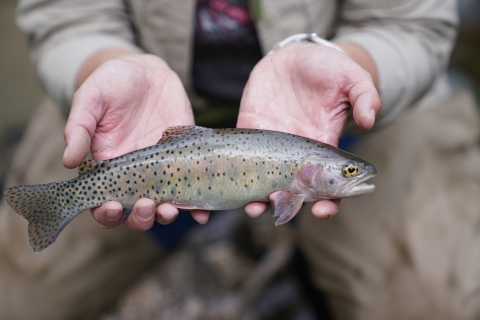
[[17, 0, 457, 125]]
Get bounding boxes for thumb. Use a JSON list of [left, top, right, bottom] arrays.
[[63, 124, 93, 168], [349, 83, 382, 131], [63, 88, 103, 168]]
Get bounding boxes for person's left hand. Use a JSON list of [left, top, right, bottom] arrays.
[[238, 42, 382, 220]]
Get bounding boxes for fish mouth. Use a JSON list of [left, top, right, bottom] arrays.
[[350, 181, 376, 194], [342, 174, 376, 197]]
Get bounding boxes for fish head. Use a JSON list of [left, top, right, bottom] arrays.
[[296, 152, 377, 199]]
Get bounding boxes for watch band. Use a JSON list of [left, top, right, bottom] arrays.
[[267, 33, 344, 55]]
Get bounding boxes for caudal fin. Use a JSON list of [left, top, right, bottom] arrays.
[[4, 182, 83, 252]]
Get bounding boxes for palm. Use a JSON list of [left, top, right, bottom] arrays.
[[238, 43, 377, 147], [64, 53, 206, 230], [65, 54, 194, 165], [238, 43, 380, 219]]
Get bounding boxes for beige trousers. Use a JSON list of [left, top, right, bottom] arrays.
[[2, 91, 479, 320], [0, 99, 161, 320], [299, 90, 480, 319]]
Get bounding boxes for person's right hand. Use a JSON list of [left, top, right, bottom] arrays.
[[63, 52, 210, 231]]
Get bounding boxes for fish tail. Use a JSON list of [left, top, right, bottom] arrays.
[[4, 182, 83, 252]]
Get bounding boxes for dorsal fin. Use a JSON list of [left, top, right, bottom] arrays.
[[157, 126, 210, 144], [78, 159, 103, 175]]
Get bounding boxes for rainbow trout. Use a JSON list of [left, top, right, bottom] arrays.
[[4, 126, 376, 252]]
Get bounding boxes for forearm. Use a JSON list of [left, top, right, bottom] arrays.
[[17, 0, 142, 111], [334, 0, 458, 125], [75, 48, 137, 88]]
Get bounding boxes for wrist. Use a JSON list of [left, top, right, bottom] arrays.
[[267, 34, 378, 89], [268, 33, 344, 55], [75, 47, 137, 88]]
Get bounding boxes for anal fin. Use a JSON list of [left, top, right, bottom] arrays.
[[271, 191, 306, 226]]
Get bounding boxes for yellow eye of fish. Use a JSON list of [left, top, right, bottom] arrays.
[[342, 164, 358, 178]]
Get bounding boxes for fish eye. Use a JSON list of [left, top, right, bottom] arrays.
[[342, 163, 359, 178]]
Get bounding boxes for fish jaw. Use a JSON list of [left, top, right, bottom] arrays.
[[340, 174, 376, 197], [295, 153, 377, 200]]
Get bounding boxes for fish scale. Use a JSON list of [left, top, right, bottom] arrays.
[[4, 126, 377, 252]]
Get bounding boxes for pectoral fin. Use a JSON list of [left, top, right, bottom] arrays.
[[271, 191, 306, 226]]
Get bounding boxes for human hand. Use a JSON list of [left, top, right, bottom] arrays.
[[63, 52, 209, 231], [238, 42, 382, 220]]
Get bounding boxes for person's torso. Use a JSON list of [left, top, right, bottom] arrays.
[[127, 0, 339, 90]]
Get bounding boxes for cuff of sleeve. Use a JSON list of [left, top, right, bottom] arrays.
[[37, 34, 144, 113], [334, 30, 426, 127]]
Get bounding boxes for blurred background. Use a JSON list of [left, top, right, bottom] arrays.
[[450, 0, 480, 98], [0, 0, 479, 319], [0, 0, 43, 192]]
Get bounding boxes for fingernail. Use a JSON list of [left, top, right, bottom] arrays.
[[370, 109, 376, 125], [105, 209, 121, 221], [161, 215, 174, 223], [138, 206, 153, 219], [199, 216, 209, 225], [63, 146, 69, 161], [156, 216, 173, 225]]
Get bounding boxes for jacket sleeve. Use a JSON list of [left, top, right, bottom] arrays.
[[333, 0, 458, 126], [16, 0, 143, 111]]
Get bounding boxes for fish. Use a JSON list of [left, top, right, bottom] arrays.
[[4, 126, 376, 252]]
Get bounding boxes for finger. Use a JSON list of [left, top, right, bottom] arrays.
[[63, 86, 104, 168], [338, 42, 382, 130], [311, 199, 341, 219], [125, 198, 156, 231], [63, 124, 93, 169], [155, 203, 179, 225], [190, 210, 210, 224], [244, 201, 270, 218], [91, 201, 123, 226], [350, 90, 382, 131]]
